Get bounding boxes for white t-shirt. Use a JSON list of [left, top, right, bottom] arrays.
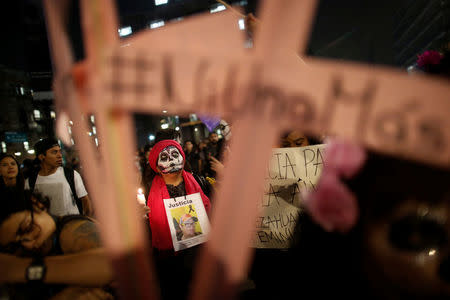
[[25, 167, 88, 216]]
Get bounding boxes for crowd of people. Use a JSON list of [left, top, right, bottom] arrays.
[[0, 124, 235, 299], [0, 138, 112, 299], [136, 130, 227, 198], [1, 118, 449, 299], [0, 125, 316, 299]]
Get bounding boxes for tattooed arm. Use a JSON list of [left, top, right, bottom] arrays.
[[0, 219, 112, 286], [59, 218, 102, 253]]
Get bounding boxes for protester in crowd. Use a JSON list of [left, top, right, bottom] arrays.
[[0, 154, 27, 212], [287, 139, 450, 298], [20, 158, 36, 181], [248, 130, 324, 298], [141, 130, 212, 203], [146, 139, 211, 299], [0, 154, 24, 190], [197, 139, 209, 176], [24, 137, 93, 217], [278, 129, 323, 148], [202, 132, 226, 178], [138, 144, 152, 174], [279, 129, 310, 148], [183, 140, 200, 174], [141, 129, 181, 199], [0, 190, 114, 299]]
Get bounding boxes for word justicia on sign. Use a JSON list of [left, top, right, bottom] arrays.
[[168, 199, 193, 209]]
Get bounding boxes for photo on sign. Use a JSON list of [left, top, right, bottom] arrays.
[[163, 193, 210, 252], [170, 204, 203, 241]]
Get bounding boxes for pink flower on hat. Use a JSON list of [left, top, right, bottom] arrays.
[[417, 50, 443, 68], [303, 139, 366, 233]]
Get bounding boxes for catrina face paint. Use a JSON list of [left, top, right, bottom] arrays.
[[157, 146, 184, 174]]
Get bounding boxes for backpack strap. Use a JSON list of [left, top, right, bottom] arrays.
[[28, 170, 39, 192], [63, 167, 83, 214]]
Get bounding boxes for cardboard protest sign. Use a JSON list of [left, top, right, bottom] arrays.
[[164, 193, 211, 252], [100, 49, 450, 168], [254, 144, 325, 248], [124, 9, 245, 56]]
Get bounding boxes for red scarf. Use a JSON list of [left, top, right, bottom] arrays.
[[147, 140, 211, 251]]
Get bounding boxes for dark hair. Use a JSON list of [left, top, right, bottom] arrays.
[[0, 153, 25, 192], [280, 130, 323, 146], [0, 153, 20, 165], [183, 140, 197, 151], [0, 190, 50, 227], [143, 143, 152, 153], [306, 135, 323, 145], [34, 137, 59, 157], [155, 129, 181, 144], [0, 189, 32, 227]]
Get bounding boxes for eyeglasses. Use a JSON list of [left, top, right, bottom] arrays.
[[183, 222, 195, 227]]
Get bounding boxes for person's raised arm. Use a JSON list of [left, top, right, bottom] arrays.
[[59, 218, 101, 253], [0, 249, 112, 286]]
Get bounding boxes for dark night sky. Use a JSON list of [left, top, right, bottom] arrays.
[[0, 0, 406, 75], [3, 0, 443, 148]]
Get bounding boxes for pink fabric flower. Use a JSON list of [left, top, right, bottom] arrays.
[[417, 50, 443, 68], [303, 139, 366, 233]]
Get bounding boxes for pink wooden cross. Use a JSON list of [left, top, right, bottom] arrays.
[[42, 0, 450, 299]]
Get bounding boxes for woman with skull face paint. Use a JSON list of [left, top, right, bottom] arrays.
[[146, 140, 211, 299]]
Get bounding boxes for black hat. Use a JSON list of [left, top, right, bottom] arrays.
[[34, 138, 59, 157]]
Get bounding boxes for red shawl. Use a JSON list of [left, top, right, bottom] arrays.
[[147, 140, 211, 251]]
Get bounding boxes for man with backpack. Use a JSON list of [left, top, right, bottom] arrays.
[[25, 138, 93, 216]]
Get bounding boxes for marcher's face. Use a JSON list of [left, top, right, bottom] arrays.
[[157, 146, 184, 174], [280, 130, 310, 148], [0, 157, 18, 179], [209, 134, 219, 144], [42, 146, 63, 168], [364, 198, 450, 297], [181, 219, 196, 237], [185, 142, 193, 152], [0, 208, 56, 253]]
